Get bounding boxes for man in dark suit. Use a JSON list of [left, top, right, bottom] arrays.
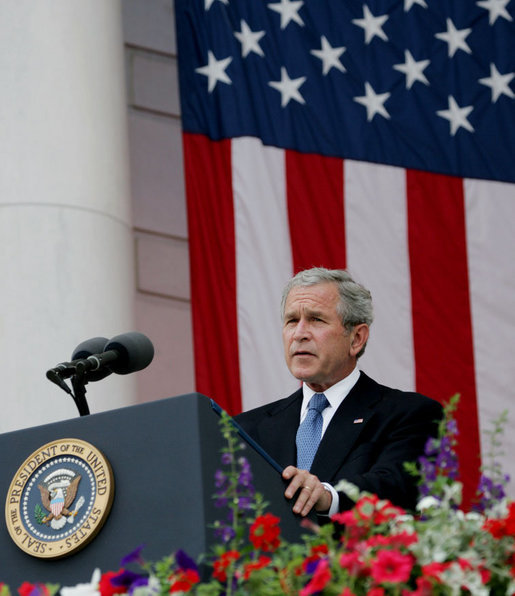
[[236, 267, 443, 517]]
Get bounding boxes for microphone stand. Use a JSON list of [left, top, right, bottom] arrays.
[[70, 371, 91, 416]]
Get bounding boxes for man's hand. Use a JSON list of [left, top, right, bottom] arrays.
[[282, 465, 332, 516]]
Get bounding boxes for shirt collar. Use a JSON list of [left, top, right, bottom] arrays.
[[301, 367, 361, 412]]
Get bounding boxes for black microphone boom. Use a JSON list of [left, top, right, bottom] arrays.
[[46, 337, 109, 385]]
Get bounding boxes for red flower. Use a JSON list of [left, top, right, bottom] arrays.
[[303, 544, 330, 569], [370, 550, 414, 584], [401, 576, 434, 595], [332, 510, 358, 526], [299, 559, 332, 596], [339, 589, 357, 596], [367, 588, 385, 596], [213, 550, 240, 583], [17, 584, 49, 596], [249, 513, 281, 552], [98, 571, 127, 596], [242, 555, 271, 579], [421, 561, 449, 582], [339, 551, 369, 577], [169, 569, 200, 593], [479, 566, 491, 585], [484, 502, 515, 539]]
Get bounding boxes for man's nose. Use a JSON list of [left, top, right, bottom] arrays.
[[292, 318, 310, 340]]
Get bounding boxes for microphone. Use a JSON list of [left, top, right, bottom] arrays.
[[46, 337, 109, 385], [73, 332, 154, 376], [71, 336, 111, 381], [46, 332, 154, 417]]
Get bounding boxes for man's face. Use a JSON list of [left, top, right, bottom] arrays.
[[282, 282, 358, 392]]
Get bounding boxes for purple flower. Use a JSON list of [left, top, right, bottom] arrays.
[[237, 457, 254, 489], [474, 472, 511, 512], [215, 469, 227, 488], [176, 548, 198, 572], [419, 456, 437, 481], [424, 437, 440, 456], [446, 418, 458, 436], [215, 496, 229, 508], [214, 524, 236, 542], [110, 569, 146, 588], [221, 453, 233, 465], [120, 544, 146, 566], [237, 496, 253, 510]]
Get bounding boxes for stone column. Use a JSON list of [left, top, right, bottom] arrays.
[[0, 1, 137, 432]]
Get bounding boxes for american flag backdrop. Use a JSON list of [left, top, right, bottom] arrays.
[[174, 0, 515, 506]]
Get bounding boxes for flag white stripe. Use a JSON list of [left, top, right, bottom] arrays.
[[465, 177, 515, 481], [344, 160, 416, 391], [233, 138, 298, 411]]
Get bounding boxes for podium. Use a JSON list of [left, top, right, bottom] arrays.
[[0, 394, 306, 586]]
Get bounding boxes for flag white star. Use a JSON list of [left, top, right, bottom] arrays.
[[352, 5, 389, 44], [234, 20, 265, 58], [437, 95, 474, 135], [268, 0, 304, 29], [404, 0, 428, 10], [479, 63, 515, 102], [310, 36, 346, 75], [477, 0, 513, 25], [435, 18, 472, 58], [205, 0, 228, 10], [195, 51, 232, 93], [268, 67, 306, 107], [393, 50, 430, 89], [354, 82, 391, 121]]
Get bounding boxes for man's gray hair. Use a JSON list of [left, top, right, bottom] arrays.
[[281, 267, 374, 358]]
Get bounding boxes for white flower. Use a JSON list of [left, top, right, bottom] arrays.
[[131, 576, 161, 596], [60, 569, 101, 596], [333, 479, 361, 502], [416, 496, 440, 511]]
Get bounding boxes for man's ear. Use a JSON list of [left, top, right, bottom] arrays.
[[350, 324, 369, 356]]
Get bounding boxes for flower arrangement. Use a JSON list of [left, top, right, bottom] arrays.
[[3, 396, 515, 595]]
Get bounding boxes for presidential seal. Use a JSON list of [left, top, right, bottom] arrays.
[[5, 438, 114, 559]]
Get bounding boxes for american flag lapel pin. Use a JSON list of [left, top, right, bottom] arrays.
[[353, 418, 364, 424]]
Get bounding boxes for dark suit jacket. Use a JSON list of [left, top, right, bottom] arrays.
[[235, 371, 443, 512]]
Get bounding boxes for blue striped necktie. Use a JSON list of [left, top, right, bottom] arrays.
[[296, 393, 329, 471]]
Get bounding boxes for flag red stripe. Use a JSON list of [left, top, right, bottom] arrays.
[[285, 151, 346, 272], [407, 170, 480, 506], [183, 133, 242, 414]]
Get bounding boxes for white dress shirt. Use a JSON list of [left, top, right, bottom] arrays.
[[299, 366, 361, 516]]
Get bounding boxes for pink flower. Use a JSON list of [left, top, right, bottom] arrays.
[[370, 550, 414, 584]]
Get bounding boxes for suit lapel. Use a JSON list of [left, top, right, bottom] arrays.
[[311, 373, 382, 480], [254, 389, 303, 468]]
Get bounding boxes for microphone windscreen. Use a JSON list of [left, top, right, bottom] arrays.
[[104, 332, 154, 375], [71, 337, 109, 360], [71, 337, 111, 381]]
